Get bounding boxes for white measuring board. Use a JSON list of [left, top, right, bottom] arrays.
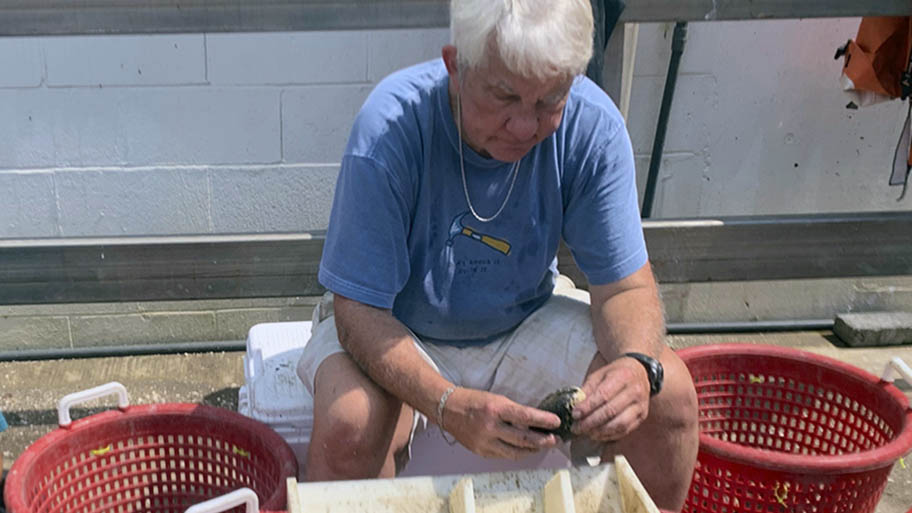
[[287, 455, 659, 513]]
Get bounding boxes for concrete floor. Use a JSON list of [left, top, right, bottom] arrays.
[[1, 331, 910, 512]]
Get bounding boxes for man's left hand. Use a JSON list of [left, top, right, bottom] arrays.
[[571, 356, 651, 441]]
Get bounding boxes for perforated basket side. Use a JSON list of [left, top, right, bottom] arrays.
[[679, 344, 912, 513], [687, 447, 892, 513], [5, 404, 297, 513]]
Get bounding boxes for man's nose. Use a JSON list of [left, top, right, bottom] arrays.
[[505, 110, 538, 141]]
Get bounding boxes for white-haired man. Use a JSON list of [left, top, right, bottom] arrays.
[[297, 0, 699, 509]]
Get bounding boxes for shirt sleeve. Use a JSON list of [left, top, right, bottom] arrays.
[[561, 119, 648, 285], [318, 154, 412, 309]]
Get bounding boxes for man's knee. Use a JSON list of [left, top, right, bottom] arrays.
[[649, 347, 698, 434], [316, 404, 393, 477]]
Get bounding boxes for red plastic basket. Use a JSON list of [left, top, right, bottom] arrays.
[[4, 383, 297, 513], [678, 344, 912, 513]]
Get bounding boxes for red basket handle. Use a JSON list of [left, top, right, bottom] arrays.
[[184, 488, 259, 513], [57, 381, 130, 427]]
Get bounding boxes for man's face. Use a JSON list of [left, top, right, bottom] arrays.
[[444, 46, 573, 162]]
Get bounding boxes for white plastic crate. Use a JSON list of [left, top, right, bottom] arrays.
[[240, 321, 570, 478]]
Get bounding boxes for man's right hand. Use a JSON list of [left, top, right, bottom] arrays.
[[441, 388, 562, 460]]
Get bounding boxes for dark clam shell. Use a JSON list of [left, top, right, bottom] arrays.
[[534, 386, 586, 441]]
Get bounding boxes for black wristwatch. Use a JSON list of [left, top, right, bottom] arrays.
[[623, 352, 664, 396]]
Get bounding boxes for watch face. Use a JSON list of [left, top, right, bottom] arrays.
[[650, 359, 664, 395]]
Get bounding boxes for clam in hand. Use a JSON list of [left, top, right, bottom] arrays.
[[534, 386, 586, 441]]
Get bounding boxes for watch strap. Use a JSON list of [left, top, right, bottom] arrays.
[[623, 352, 664, 396]]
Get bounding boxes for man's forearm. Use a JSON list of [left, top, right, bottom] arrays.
[[588, 264, 666, 361], [333, 294, 454, 420]]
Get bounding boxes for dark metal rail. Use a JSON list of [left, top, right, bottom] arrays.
[[1, 0, 910, 37], [2, 212, 910, 305]]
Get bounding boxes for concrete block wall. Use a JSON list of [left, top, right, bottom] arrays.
[[0, 29, 451, 238], [2, 20, 908, 241]]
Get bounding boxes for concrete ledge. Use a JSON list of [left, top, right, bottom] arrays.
[[661, 276, 912, 324], [834, 312, 912, 347], [0, 297, 318, 351]]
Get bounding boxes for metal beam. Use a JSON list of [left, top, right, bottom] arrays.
[[621, 0, 912, 22], [1, 0, 909, 37], [1, 212, 910, 305], [641, 212, 912, 283], [0, 1, 451, 37], [0, 233, 326, 305]]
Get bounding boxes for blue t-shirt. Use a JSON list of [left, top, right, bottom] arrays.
[[319, 59, 646, 343]]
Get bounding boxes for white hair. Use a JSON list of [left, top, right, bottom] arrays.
[[450, 0, 594, 80]]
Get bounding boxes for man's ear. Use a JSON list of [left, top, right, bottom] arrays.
[[442, 45, 460, 92]]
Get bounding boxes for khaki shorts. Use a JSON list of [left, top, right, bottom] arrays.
[[296, 277, 598, 457]]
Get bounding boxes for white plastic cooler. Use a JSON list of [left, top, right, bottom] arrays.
[[238, 321, 314, 470]]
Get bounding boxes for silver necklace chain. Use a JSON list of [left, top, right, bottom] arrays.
[[457, 94, 521, 223]]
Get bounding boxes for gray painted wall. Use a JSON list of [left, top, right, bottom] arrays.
[[629, 19, 909, 217], [0, 19, 908, 240]]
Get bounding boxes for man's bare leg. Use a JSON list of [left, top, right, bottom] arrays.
[[579, 347, 699, 511], [302, 352, 414, 480]]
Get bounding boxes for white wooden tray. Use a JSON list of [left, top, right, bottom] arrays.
[[287, 455, 659, 513]]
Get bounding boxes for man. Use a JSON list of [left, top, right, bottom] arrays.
[[296, 0, 699, 509]]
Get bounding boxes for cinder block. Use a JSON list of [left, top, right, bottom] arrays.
[[0, 38, 43, 88], [0, 316, 71, 351], [367, 29, 450, 82], [215, 306, 314, 340], [659, 277, 912, 325], [210, 164, 338, 232], [834, 312, 912, 347], [207, 31, 367, 85], [627, 74, 716, 155], [0, 171, 57, 238], [633, 153, 705, 218], [0, 88, 280, 168], [55, 167, 209, 236], [70, 312, 218, 346], [282, 85, 372, 163], [45, 34, 205, 86]]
